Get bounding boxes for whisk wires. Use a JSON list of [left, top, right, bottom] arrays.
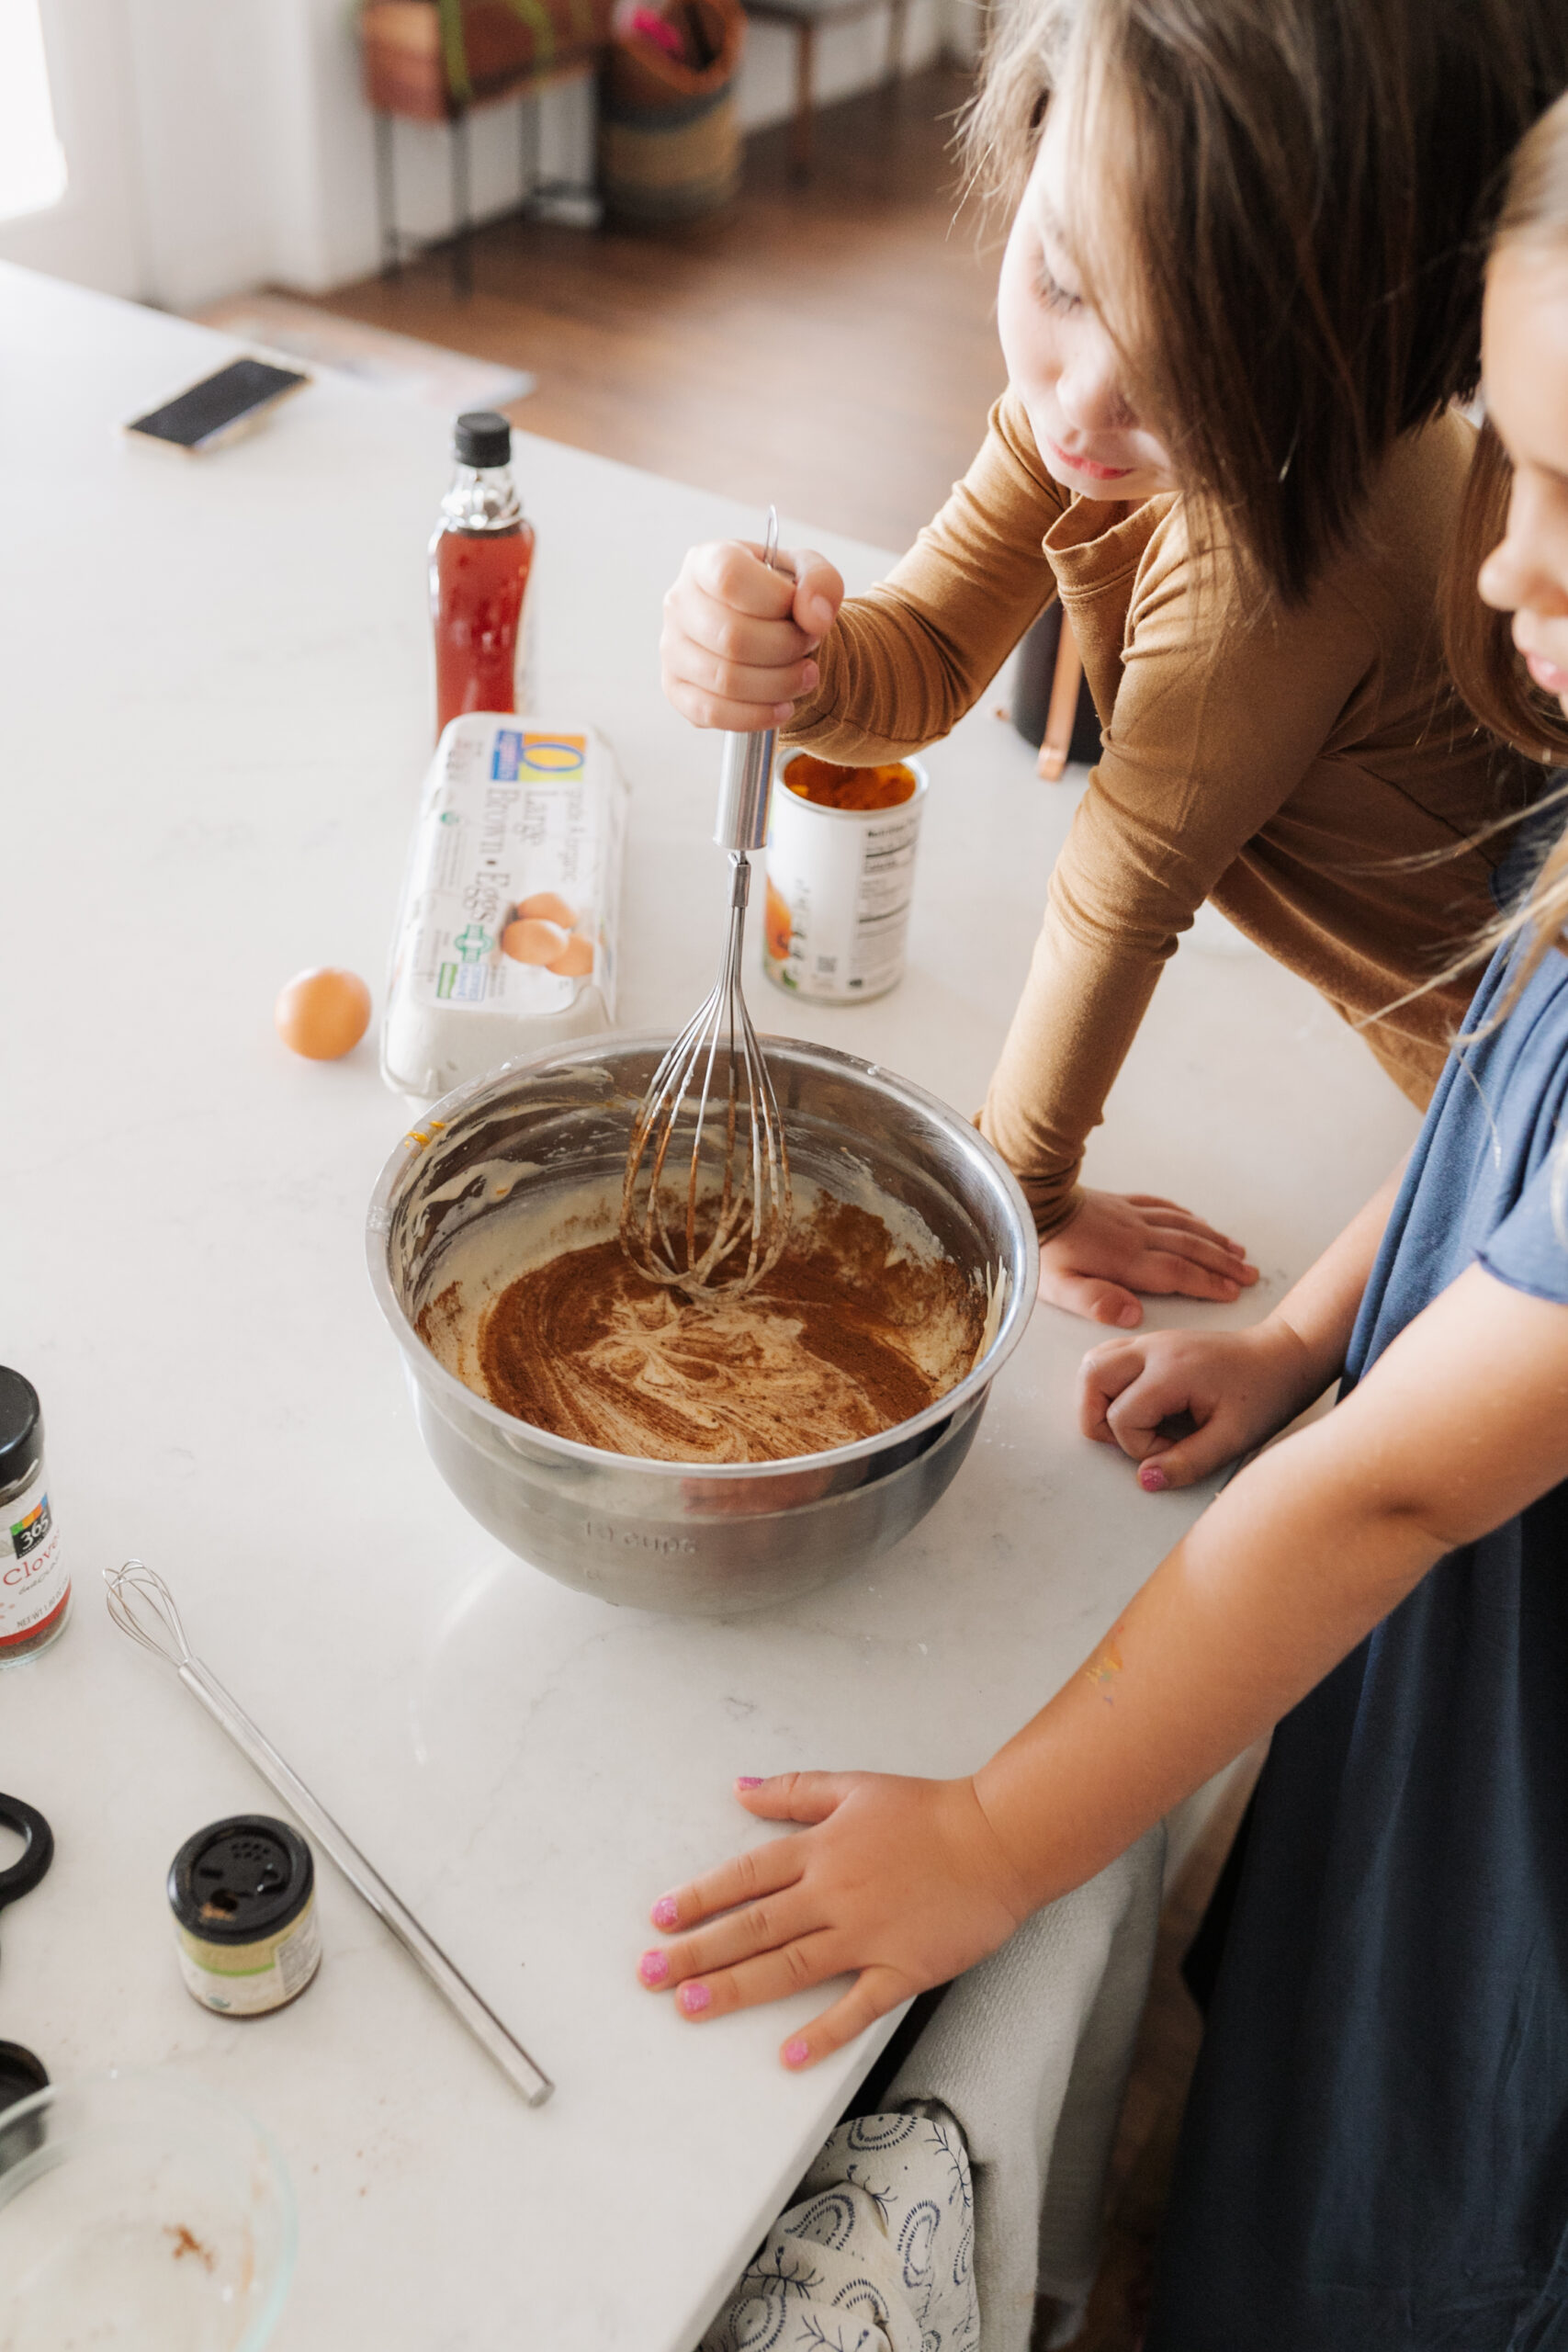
[[620, 501, 794, 1301], [621, 852, 793, 1297], [104, 1559, 193, 1665]]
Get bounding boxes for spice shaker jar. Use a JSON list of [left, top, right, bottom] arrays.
[[0, 1369, 69, 1666], [168, 1816, 321, 2016]]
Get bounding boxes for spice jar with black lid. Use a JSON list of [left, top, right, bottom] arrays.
[[168, 1816, 321, 2016], [0, 1369, 69, 1666]]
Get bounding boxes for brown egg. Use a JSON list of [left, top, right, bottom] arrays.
[[517, 890, 578, 930], [502, 917, 568, 966], [547, 932, 595, 977], [275, 967, 372, 1060]]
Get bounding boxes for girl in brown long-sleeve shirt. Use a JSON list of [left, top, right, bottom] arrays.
[[661, 0, 1568, 1327]]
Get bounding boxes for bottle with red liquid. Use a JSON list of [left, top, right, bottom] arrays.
[[430, 411, 535, 737]]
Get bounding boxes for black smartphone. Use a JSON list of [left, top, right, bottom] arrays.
[[124, 356, 310, 455]]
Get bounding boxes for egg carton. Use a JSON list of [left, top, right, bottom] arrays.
[[381, 715, 628, 1109]]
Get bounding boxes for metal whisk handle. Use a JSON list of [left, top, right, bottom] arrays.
[[177, 1652, 554, 2108], [715, 726, 776, 854], [714, 503, 784, 854]]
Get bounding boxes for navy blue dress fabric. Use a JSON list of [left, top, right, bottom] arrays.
[[1147, 845, 1568, 2351]]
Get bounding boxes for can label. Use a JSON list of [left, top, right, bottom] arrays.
[[0, 1467, 68, 1649], [763, 764, 927, 1001], [176, 1893, 322, 2016]]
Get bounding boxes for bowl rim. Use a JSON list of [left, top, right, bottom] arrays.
[[366, 1029, 1039, 1484]]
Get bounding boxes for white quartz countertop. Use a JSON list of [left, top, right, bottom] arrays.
[[0, 264, 1419, 2349]]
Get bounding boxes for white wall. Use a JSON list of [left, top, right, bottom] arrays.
[[0, 0, 975, 310], [125, 0, 276, 307], [0, 0, 147, 297]]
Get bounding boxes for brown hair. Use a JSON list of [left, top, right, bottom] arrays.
[[963, 0, 1568, 606]]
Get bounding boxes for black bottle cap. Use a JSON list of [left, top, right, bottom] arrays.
[[0, 1792, 52, 1911], [0, 2041, 48, 2120], [168, 1816, 313, 1945], [0, 1370, 39, 1486], [454, 411, 512, 469]]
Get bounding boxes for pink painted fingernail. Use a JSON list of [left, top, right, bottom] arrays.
[[784, 2036, 810, 2067], [678, 1981, 712, 2016], [651, 1894, 679, 1930], [638, 1949, 670, 1985], [1140, 1463, 1168, 1493], [736, 1776, 764, 1791]]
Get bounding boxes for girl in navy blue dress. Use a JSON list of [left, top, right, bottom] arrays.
[[636, 84, 1568, 2351]]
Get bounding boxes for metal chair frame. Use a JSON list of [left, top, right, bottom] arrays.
[[373, 65, 599, 297]]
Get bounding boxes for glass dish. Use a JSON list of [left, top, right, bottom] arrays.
[[0, 2067, 295, 2350]]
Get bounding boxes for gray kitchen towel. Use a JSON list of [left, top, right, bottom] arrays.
[[888, 1826, 1167, 2351], [698, 1826, 1165, 2351]]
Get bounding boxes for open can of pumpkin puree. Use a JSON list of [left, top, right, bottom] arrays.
[[763, 751, 928, 1002]]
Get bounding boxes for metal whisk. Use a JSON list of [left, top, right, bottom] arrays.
[[103, 1559, 552, 2106], [621, 511, 795, 1298]]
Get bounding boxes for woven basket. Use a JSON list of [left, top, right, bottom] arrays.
[[599, 0, 745, 227]]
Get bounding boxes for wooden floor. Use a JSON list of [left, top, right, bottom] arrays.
[[310, 63, 1006, 552], [316, 73, 1236, 2351]]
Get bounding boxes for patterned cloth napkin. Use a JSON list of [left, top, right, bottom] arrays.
[[700, 2105, 979, 2352]]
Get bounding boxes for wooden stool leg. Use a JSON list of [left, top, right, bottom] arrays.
[[1037, 611, 1085, 780], [518, 87, 540, 212], [375, 111, 400, 277], [450, 107, 474, 299], [886, 0, 908, 85], [791, 20, 815, 179]]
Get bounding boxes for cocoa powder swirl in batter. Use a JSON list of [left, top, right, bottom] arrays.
[[445, 1195, 981, 1464]]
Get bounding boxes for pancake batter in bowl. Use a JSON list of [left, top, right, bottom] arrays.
[[416, 1187, 985, 1464]]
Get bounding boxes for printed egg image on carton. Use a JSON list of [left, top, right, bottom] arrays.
[[381, 716, 628, 1106]]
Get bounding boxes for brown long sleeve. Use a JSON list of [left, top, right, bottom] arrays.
[[787, 390, 1529, 1234], [789, 391, 1066, 762]]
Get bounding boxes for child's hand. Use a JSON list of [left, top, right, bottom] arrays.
[[1040, 1188, 1258, 1327], [637, 1770, 1030, 2069], [660, 539, 845, 732], [1079, 1318, 1316, 1489]]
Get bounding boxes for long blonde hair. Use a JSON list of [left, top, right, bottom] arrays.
[[1443, 90, 1568, 1012]]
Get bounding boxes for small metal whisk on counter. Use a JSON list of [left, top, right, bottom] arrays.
[[621, 510, 794, 1299], [103, 1559, 553, 2107]]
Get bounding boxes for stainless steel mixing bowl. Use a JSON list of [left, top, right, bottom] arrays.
[[367, 1035, 1037, 1614]]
